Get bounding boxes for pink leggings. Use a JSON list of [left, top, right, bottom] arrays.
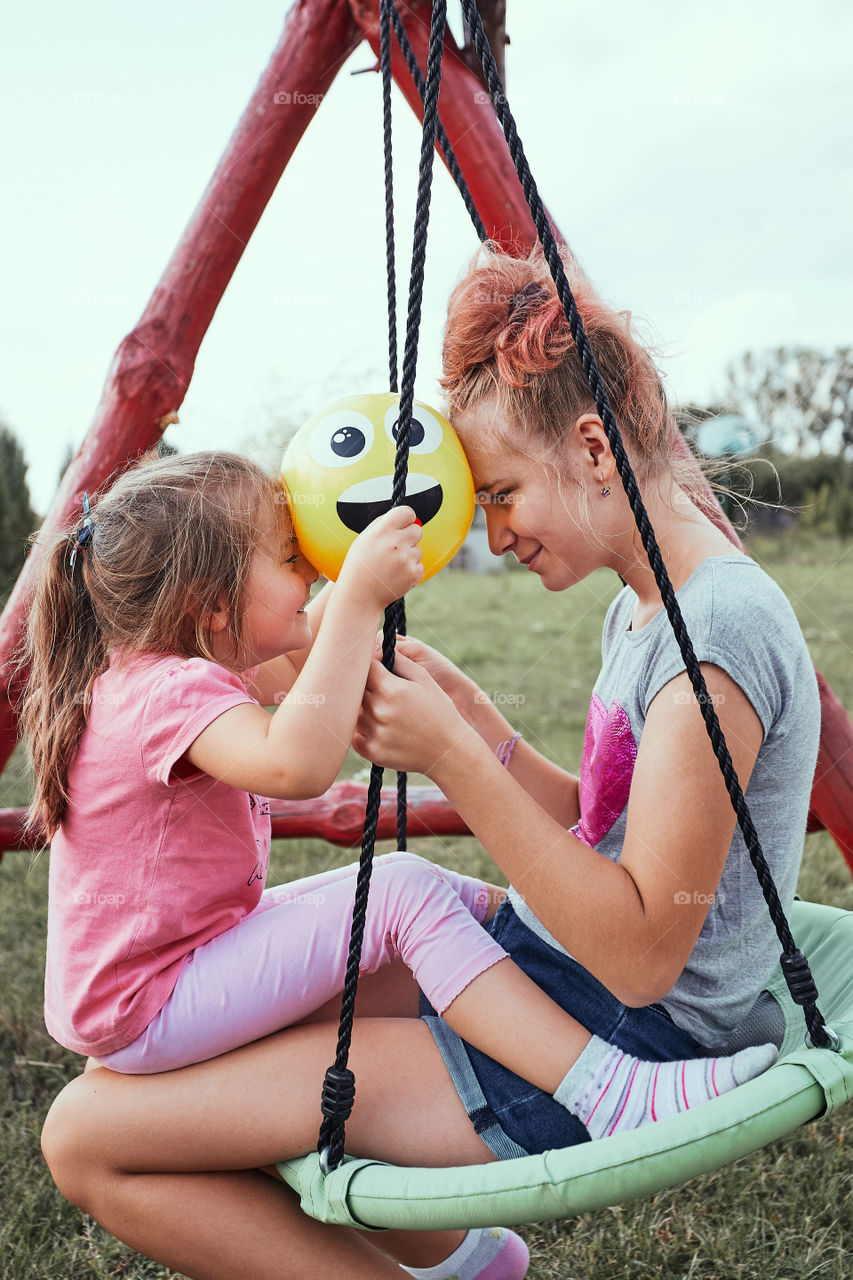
[[99, 853, 507, 1074]]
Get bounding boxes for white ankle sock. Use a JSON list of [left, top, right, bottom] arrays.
[[399, 1226, 529, 1279], [554, 1035, 778, 1140]]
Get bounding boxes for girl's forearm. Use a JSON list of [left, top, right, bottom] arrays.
[[458, 679, 581, 829], [496, 739, 580, 830], [264, 586, 380, 795], [429, 731, 657, 1005]]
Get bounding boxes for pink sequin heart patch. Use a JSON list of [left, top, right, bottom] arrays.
[[575, 693, 637, 848]]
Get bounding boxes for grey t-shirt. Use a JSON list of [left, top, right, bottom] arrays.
[[509, 554, 821, 1048]]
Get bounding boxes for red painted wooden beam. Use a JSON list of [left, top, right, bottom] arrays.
[[0, 0, 360, 766], [807, 674, 853, 873], [0, 781, 470, 854], [349, 0, 552, 251]]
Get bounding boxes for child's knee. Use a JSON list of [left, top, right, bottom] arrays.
[[374, 851, 444, 893], [41, 1076, 109, 1212], [377, 850, 433, 872]]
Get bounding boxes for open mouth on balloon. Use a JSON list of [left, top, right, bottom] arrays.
[[336, 474, 443, 534]]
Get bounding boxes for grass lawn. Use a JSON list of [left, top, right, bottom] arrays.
[[1, 530, 851, 1278]]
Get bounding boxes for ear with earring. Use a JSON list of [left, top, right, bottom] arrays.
[[577, 414, 612, 498]]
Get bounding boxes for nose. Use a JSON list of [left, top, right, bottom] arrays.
[[482, 502, 515, 558], [299, 555, 320, 586]]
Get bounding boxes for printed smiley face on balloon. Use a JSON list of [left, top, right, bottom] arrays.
[[281, 393, 475, 582]]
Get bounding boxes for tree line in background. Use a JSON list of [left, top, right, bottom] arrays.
[[680, 345, 853, 539], [0, 427, 39, 605], [1, 344, 851, 600], [725, 346, 853, 457]]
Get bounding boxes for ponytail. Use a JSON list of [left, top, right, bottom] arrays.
[[21, 524, 108, 841]]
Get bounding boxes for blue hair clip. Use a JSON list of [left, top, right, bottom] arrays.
[[68, 492, 94, 568]]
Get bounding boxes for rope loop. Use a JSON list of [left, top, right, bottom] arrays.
[[808, 1023, 841, 1053], [316, 0, 834, 1179], [386, 0, 487, 241]]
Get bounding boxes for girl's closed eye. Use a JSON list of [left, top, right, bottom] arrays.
[[478, 488, 513, 506], [279, 535, 302, 566]]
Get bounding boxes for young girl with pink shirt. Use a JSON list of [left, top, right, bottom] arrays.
[[26, 445, 775, 1280]]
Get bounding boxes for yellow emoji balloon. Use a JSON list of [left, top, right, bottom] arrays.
[[281, 393, 475, 582]]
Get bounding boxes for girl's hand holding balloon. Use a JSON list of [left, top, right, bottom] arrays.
[[336, 506, 424, 614], [354, 651, 476, 777]]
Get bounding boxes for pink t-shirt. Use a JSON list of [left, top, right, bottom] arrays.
[[45, 651, 272, 1056]]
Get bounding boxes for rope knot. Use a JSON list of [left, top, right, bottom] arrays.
[[320, 1067, 356, 1123], [780, 949, 819, 1007]]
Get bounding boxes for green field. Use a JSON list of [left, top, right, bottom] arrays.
[[1, 530, 851, 1278]]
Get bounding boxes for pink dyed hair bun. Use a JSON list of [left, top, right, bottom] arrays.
[[440, 243, 676, 482]]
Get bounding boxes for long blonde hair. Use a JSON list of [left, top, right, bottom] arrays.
[[20, 451, 289, 841]]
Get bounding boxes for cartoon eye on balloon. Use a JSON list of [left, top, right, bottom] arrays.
[[281, 393, 475, 583]]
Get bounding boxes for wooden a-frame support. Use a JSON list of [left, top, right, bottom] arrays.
[[0, 0, 850, 870]]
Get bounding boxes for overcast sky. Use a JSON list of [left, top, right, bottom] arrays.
[[2, 0, 851, 516]]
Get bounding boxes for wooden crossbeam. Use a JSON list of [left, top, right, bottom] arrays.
[[0, 781, 470, 853]]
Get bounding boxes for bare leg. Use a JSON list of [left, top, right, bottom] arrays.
[[43, 1019, 495, 1278], [84, 963, 467, 1271], [444, 958, 590, 1091]]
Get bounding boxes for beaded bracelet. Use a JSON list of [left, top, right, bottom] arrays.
[[495, 732, 522, 768]]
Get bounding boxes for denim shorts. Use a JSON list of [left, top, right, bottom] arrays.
[[420, 899, 704, 1158]]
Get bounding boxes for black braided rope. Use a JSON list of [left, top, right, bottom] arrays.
[[459, 0, 832, 1051], [387, 0, 488, 243], [317, 0, 449, 1173], [379, 0, 398, 394], [379, 0, 408, 851], [395, 596, 408, 849], [393, 0, 446, 494]]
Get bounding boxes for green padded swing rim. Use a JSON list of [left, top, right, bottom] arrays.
[[277, 900, 853, 1230]]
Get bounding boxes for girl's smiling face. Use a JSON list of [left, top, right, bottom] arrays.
[[457, 397, 611, 591], [211, 503, 320, 669], [241, 531, 319, 664]]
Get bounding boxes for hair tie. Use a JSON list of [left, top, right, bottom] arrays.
[[68, 492, 94, 568], [507, 281, 550, 321]]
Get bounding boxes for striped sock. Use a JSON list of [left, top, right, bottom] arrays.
[[399, 1226, 529, 1279], [554, 1036, 778, 1140]]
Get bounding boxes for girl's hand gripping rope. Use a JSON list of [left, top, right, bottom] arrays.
[[394, 633, 485, 723], [354, 650, 474, 777]]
